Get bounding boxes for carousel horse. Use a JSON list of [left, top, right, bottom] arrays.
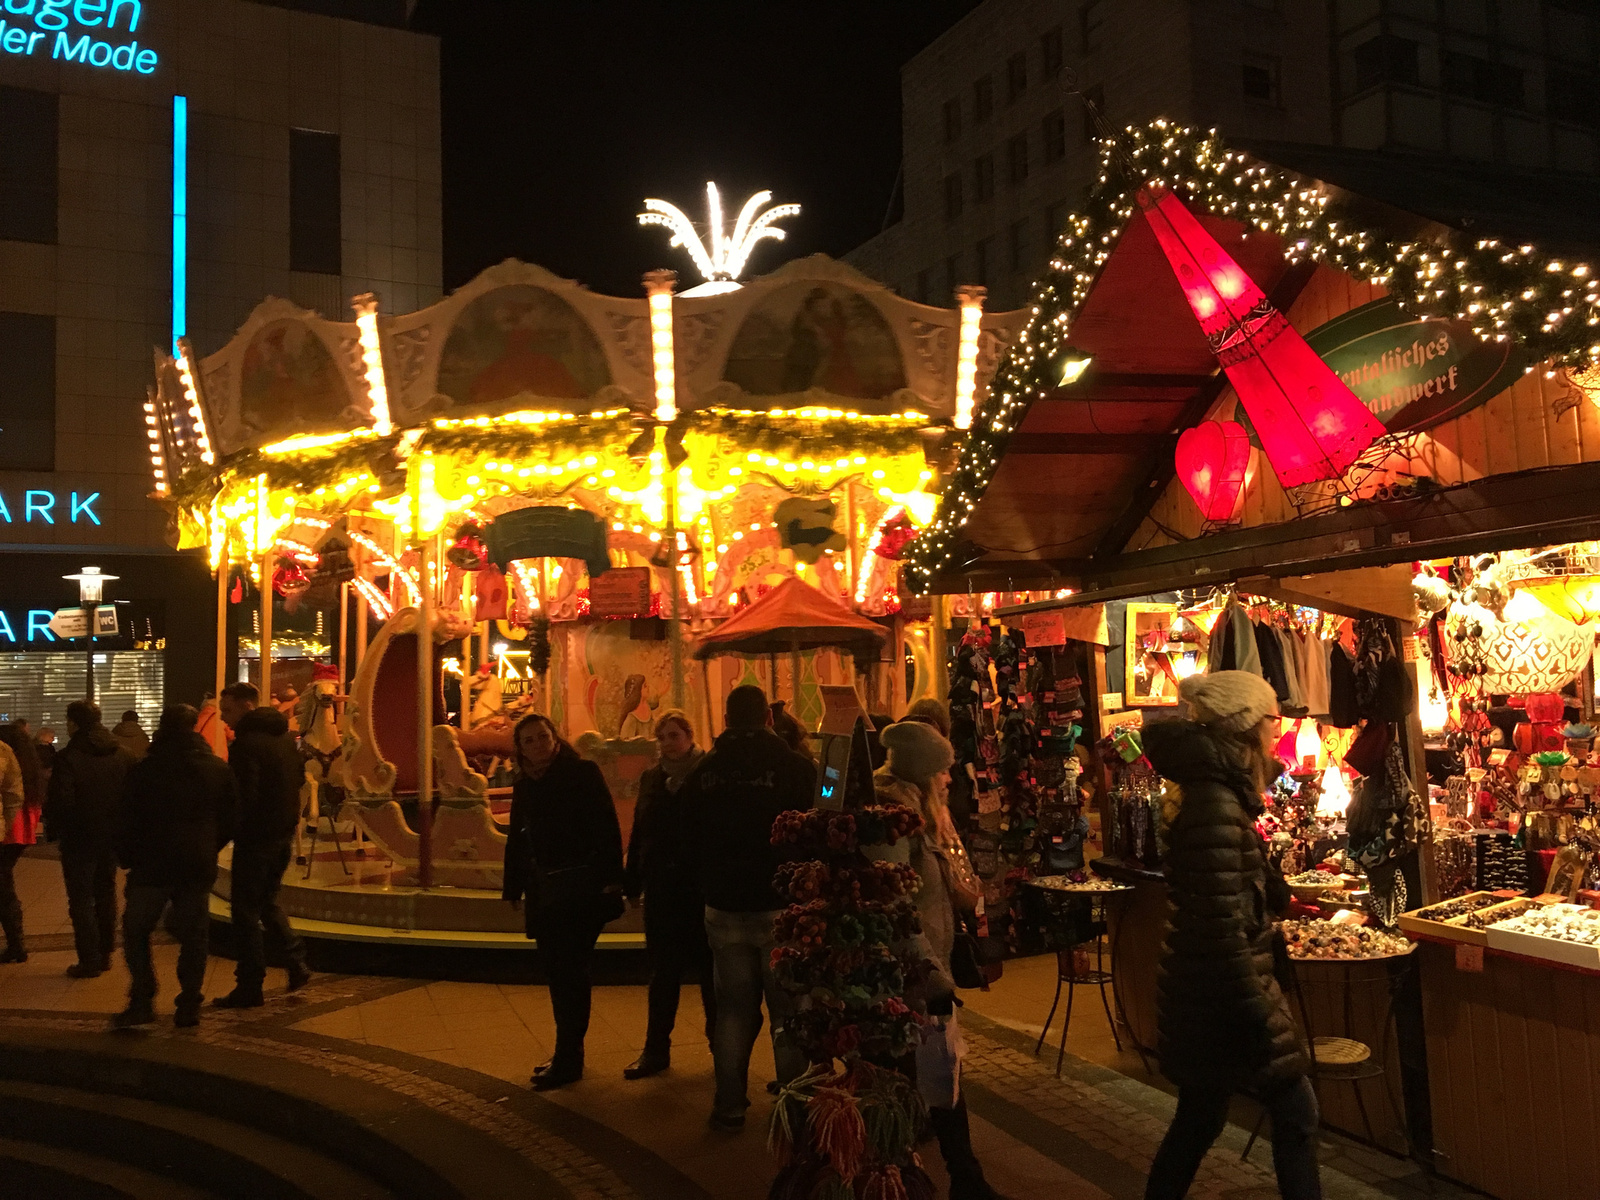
[[294, 665, 346, 866], [330, 608, 507, 888]]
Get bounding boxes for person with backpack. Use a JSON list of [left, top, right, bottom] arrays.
[[46, 701, 135, 978], [113, 705, 239, 1028]]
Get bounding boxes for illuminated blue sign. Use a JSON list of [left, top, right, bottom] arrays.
[[0, 489, 100, 526], [0, 0, 157, 74], [0, 610, 65, 644]]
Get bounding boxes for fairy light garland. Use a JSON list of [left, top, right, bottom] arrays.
[[904, 119, 1600, 592]]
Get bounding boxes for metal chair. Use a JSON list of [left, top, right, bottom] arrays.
[[1031, 895, 1121, 1076]]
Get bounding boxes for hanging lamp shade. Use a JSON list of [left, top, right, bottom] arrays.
[[1175, 419, 1251, 521], [1479, 590, 1593, 694], [1138, 185, 1386, 488], [1520, 575, 1600, 625]]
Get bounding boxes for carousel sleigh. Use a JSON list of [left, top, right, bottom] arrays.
[[331, 607, 508, 888]]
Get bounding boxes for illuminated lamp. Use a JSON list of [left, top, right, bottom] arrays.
[[1481, 589, 1593, 694], [1058, 354, 1093, 386], [1138, 185, 1385, 487], [643, 270, 678, 423], [1520, 575, 1600, 625], [1317, 761, 1351, 818], [1295, 718, 1323, 771], [953, 285, 986, 430], [1174, 419, 1250, 521], [351, 293, 393, 436]]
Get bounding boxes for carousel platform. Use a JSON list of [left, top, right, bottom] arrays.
[[209, 843, 646, 952]]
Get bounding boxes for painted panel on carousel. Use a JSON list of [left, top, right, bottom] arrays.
[[382, 261, 652, 423], [194, 299, 366, 456]]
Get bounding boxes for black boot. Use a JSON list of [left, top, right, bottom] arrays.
[[930, 1099, 1006, 1200]]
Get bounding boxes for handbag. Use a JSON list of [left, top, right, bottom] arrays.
[[931, 838, 982, 917], [532, 862, 626, 925]]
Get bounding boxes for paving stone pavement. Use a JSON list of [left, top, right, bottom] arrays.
[[0, 850, 1488, 1200]]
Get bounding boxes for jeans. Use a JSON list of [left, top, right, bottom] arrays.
[[1146, 1075, 1322, 1200], [533, 908, 607, 1065], [124, 882, 210, 1010], [0, 844, 24, 952], [230, 839, 305, 991], [704, 906, 804, 1120], [642, 886, 715, 1054], [61, 843, 118, 969]]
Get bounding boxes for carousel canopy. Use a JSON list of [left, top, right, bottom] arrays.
[[691, 577, 886, 661]]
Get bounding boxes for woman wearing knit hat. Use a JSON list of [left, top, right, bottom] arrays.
[[876, 719, 1004, 1200], [1140, 672, 1321, 1200]]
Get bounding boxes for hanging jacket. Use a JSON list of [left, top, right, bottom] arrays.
[[1327, 642, 1360, 728], [1143, 719, 1308, 1093], [45, 726, 135, 851], [1210, 601, 1261, 676], [1274, 628, 1303, 711], [1298, 632, 1331, 717], [1253, 623, 1291, 703]]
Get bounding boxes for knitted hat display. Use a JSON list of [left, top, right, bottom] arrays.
[[880, 719, 956, 786], [1178, 671, 1280, 734]]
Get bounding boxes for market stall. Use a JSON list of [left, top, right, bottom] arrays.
[[905, 120, 1600, 1181]]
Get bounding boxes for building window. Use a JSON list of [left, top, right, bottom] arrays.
[[975, 237, 993, 286], [1548, 68, 1598, 126], [973, 75, 994, 123], [1046, 199, 1069, 238], [1352, 34, 1421, 92], [944, 253, 962, 298], [915, 269, 930, 304], [0, 312, 54, 470], [290, 129, 342, 275], [1007, 133, 1030, 184], [1082, 83, 1106, 142], [0, 87, 57, 245], [1041, 26, 1064, 79], [1007, 52, 1028, 102], [973, 154, 995, 203], [943, 97, 962, 143], [1080, 0, 1104, 54], [1008, 219, 1028, 271], [1242, 56, 1280, 105], [1443, 52, 1526, 109], [943, 172, 964, 221], [1043, 109, 1068, 162]]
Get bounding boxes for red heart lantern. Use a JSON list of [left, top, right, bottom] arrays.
[[1175, 419, 1251, 521]]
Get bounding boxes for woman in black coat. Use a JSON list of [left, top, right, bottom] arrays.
[[1141, 672, 1320, 1200], [621, 710, 712, 1080], [502, 713, 625, 1091]]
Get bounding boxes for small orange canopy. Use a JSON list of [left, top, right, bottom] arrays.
[[691, 577, 887, 661]]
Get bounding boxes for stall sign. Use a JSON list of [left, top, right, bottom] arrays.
[[1304, 297, 1523, 432], [0, 0, 158, 74], [0, 489, 101, 526], [1014, 609, 1067, 647], [588, 567, 651, 618]]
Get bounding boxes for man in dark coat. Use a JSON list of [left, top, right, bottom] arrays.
[[46, 700, 135, 978], [1141, 671, 1319, 1200], [216, 682, 311, 1007], [681, 684, 816, 1131], [113, 705, 238, 1028]]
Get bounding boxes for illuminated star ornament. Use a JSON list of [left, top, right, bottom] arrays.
[[638, 184, 800, 294]]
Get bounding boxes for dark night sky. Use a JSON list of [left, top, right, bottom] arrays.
[[410, 1, 980, 296]]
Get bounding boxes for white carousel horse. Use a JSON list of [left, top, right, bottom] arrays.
[[294, 672, 348, 866]]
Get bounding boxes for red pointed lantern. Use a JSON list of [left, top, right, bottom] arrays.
[[1139, 185, 1385, 487], [1175, 419, 1250, 521]]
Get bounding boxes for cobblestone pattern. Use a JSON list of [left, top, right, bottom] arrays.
[[961, 1028, 1279, 1200], [5, 1003, 644, 1200]]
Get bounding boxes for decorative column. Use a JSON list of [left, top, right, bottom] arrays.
[[952, 285, 986, 431]]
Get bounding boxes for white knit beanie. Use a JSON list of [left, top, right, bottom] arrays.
[[1178, 671, 1279, 735], [881, 719, 955, 786]]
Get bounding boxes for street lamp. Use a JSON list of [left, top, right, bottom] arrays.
[[64, 566, 116, 701]]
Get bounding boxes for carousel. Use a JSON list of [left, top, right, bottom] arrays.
[[145, 187, 1034, 947]]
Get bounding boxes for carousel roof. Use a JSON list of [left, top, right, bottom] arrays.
[[690, 577, 886, 660]]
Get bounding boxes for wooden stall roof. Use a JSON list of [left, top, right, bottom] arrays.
[[927, 143, 1600, 601]]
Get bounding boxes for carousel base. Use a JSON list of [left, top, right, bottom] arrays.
[[210, 843, 646, 952]]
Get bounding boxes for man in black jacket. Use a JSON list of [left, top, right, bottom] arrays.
[[114, 705, 238, 1028], [681, 684, 815, 1131], [216, 682, 311, 1007], [46, 700, 135, 978]]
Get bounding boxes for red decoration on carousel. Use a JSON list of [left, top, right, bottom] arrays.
[[872, 510, 917, 561], [446, 521, 489, 571], [475, 565, 508, 621], [310, 662, 340, 682], [1174, 419, 1250, 521], [272, 561, 310, 598], [1138, 184, 1385, 487]]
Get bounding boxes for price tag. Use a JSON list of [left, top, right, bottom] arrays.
[[1402, 636, 1419, 663], [1455, 943, 1485, 973], [1467, 767, 1487, 782]]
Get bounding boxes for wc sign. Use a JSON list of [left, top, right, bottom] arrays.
[[0, 0, 158, 74]]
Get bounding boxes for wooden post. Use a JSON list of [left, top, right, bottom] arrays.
[[416, 539, 434, 889], [1397, 617, 1437, 904], [929, 595, 949, 709], [337, 580, 349, 692], [791, 640, 804, 712], [702, 658, 717, 739], [259, 550, 275, 702]]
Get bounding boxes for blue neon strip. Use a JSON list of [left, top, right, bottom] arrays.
[[172, 94, 187, 353]]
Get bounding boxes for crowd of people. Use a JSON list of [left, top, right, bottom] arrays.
[[0, 669, 1325, 1200]]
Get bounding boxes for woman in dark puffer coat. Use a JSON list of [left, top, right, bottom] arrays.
[[1141, 671, 1320, 1200]]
